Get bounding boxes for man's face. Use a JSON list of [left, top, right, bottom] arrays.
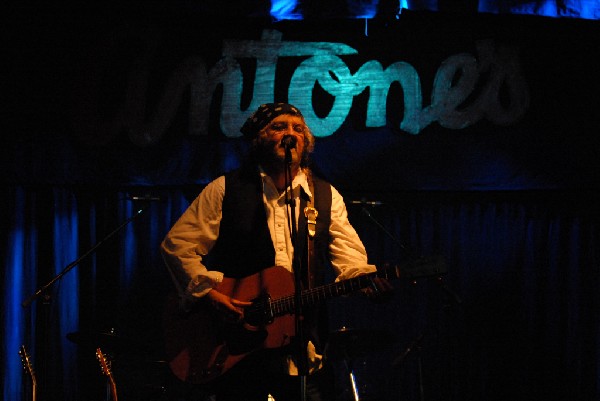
[[258, 114, 307, 166]]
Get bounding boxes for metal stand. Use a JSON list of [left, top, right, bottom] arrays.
[[283, 143, 308, 401], [346, 358, 361, 401]]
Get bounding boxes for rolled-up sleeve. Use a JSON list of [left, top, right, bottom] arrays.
[[328, 185, 377, 280], [160, 176, 226, 298]]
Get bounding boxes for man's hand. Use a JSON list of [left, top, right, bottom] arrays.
[[207, 289, 268, 353], [362, 276, 394, 302], [206, 289, 252, 322]]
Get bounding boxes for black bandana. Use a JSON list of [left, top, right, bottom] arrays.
[[240, 103, 303, 139]]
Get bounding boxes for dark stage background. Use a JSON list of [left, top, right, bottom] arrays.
[[2, 3, 600, 401]]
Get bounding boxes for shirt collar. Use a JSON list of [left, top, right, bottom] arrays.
[[258, 166, 313, 200]]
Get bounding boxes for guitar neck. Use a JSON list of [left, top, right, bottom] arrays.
[[109, 381, 118, 401], [269, 256, 446, 317], [270, 271, 379, 316]]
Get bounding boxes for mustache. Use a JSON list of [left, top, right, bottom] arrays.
[[279, 135, 297, 149]]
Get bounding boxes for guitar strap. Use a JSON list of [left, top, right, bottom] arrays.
[[303, 170, 318, 289]]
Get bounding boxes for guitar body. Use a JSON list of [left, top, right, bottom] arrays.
[[163, 266, 296, 384]]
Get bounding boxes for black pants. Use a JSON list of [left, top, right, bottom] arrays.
[[210, 347, 335, 401]]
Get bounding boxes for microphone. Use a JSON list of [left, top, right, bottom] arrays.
[[126, 195, 162, 202], [348, 199, 384, 206], [280, 135, 297, 149]]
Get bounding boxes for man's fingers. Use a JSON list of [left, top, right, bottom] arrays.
[[232, 299, 253, 307]]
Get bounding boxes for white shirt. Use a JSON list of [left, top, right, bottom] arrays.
[[161, 167, 376, 298]]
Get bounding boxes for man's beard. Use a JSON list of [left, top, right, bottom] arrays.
[[256, 142, 301, 168]]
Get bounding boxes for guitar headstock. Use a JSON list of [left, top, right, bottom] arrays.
[[96, 347, 118, 400], [19, 344, 37, 385], [385, 255, 448, 280], [95, 348, 113, 378]]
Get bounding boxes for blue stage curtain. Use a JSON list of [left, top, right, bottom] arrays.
[[1, 186, 599, 400]]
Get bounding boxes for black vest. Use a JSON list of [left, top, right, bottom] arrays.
[[208, 164, 332, 285]]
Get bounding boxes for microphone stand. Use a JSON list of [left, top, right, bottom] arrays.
[[360, 207, 416, 259], [283, 144, 308, 401], [21, 203, 149, 400], [359, 204, 461, 401], [22, 205, 147, 308]]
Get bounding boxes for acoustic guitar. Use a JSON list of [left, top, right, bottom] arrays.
[[163, 256, 446, 384]]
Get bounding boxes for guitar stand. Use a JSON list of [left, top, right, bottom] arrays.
[[392, 332, 425, 401], [327, 327, 397, 401]]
